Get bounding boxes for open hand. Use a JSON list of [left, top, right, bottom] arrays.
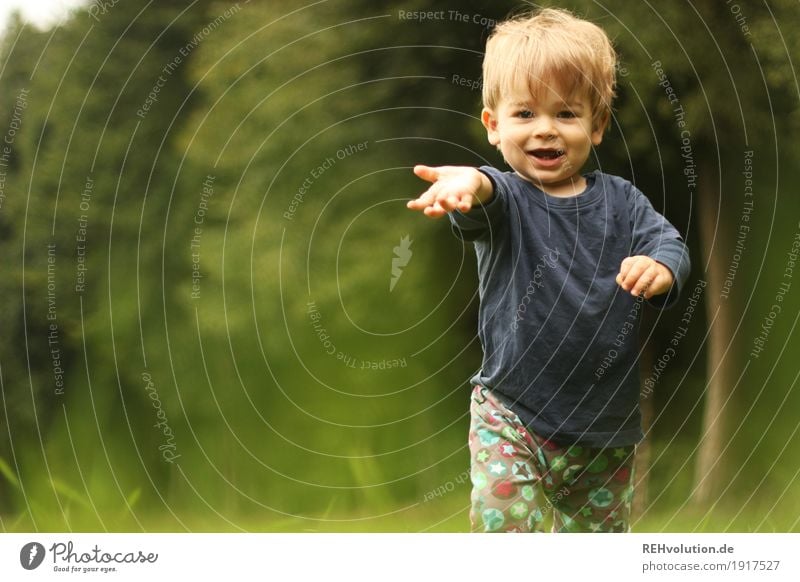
[[406, 165, 491, 218], [616, 256, 674, 299]]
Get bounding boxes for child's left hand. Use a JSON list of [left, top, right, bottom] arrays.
[[616, 256, 674, 299]]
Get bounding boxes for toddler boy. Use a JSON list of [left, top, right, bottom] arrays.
[[407, 8, 690, 532]]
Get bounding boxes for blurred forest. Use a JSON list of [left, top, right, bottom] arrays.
[[0, 0, 798, 532]]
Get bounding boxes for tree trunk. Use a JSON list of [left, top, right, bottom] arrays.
[[633, 320, 655, 519], [692, 162, 739, 505]]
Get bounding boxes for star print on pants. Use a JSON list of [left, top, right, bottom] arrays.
[[512, 462, 533, 480], [475, 449, 490, 463], [491, 479, 516, 499], [499, 442, 516, 457]]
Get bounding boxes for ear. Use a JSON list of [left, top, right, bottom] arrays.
[[481, 108, 500, 146], [591, 112, 610, 146]]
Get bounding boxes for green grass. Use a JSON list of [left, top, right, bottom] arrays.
[[4, 491, 799, 532]]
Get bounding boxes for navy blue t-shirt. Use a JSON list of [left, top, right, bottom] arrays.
[[450, 167, 690, 448]]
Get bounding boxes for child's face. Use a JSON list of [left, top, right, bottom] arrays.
[[481, 82, 605, 196]]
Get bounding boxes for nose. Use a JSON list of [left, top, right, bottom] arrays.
[[532, 115, 556, 140]]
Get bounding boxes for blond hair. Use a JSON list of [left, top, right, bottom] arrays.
[[482, 7, 617, 129]]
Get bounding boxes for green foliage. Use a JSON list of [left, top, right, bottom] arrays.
[[0, 0, 798, 531]]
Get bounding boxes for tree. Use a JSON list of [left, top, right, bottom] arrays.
[[579, 0, 800, 509]]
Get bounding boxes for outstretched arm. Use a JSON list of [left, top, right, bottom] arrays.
[[407, 165, 494, 218]]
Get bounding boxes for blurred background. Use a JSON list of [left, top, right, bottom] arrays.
[[0, 0, 798, 532]]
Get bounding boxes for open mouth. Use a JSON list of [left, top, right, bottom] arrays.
[[530, 148, 565, 160]]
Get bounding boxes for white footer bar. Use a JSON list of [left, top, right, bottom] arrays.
[[1, 533, 798, 581]]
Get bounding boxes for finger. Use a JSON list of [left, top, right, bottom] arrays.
[[423, 201, 447, 219], [620, 259, 649, 291], [630, 265, 657, 297], [407, 196, 425, 209], [439, 194, 460, 212], [644, 269, 671, 298], [413, 165, 440, 184], [406, 195, 431, 210], [407, 182, 442, 209], [618, 256, 636, 283], [644, 270, 664, 298], [625, 268, 649, 296], [458, 193, 473, 212]]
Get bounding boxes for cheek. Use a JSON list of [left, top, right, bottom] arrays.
[[567, 132, 593, 151], [498, 132, 521, 149], [505, 128, 529, 147]]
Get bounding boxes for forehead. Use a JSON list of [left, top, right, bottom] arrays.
[[500, 79, 591, 108]]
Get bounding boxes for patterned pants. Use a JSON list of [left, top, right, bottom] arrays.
[[469, 385, 635, 533]]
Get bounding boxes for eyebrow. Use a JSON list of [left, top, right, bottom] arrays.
[[509, 100, 585, 109]]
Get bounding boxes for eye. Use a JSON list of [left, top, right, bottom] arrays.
[[557, 110, 577, 119], [515, 109, 533, 119]]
